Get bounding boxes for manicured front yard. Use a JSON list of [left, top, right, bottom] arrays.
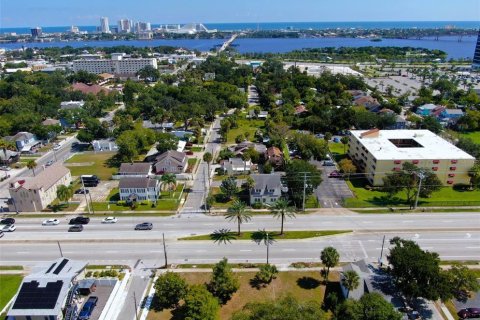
[[458, 131, 480, 144], [65, 152, 118, 180], [227, 119, 265, 143], [91, 200, 179, 212], [147, 271, 340, 320], [179, 230, 351, 241], [0, 274, 23, 311], [345, 179, 480, 208]]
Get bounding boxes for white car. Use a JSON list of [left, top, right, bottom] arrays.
[[102, 217, 117, 224], [53, 144, 61, 151], [1, 224, 16, 232], [42, 219, 60, 226]]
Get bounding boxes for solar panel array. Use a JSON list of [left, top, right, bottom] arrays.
[[12, 280, 63, 309], [53, 258, 69, 275]]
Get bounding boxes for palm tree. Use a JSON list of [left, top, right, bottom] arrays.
[[320, 247, 340, 281], [160, 173, 177, 197], [0, 139, 16, 171], [342, 270, 360, 298], [203, 152, 213, 179], [56, 185, 73, 205], [211, 228, 236, 244], [242, 153, 251, 174], [340, 136, 349, 154], [26, 159, 37, 176], [270, 199, 296, 235], [225, 200, 251, 235]]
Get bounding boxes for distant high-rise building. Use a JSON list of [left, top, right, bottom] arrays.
[[118, 19, 132, 33], [100, 17, 110, 33], [70, 26, 80, 34], [473, 29, 480, 70], [135, 22, 151, 33], [30, 27, 42, 38]]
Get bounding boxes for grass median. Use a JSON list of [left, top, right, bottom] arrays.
[[179, 230, 351, 241], [0, 274, 23, 311]]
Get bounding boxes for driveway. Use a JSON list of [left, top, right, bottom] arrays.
[[311, 160, 353, 208], [453, 288, 480, 313]]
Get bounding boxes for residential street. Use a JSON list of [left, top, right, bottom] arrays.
[[181, 116, 222, 213]]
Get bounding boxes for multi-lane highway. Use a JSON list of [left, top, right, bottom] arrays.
[[1, 212, 479, 266]]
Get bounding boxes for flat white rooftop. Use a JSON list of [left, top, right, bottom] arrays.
[[350, 129, 475, 160]]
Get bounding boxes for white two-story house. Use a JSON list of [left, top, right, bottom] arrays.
[[118, 177, 159, 202]]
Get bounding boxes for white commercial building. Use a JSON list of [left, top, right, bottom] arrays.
[[8, 164, 72, 212], [348, 129, 476, 186], [73, 54, 157, 76], [100, 17, 110, 33]]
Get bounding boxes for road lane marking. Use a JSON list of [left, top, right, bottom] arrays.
[[358, 241, 368, 259], [240, 250, 252, 252]]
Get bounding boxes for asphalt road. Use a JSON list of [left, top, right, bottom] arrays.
[[181, 117, 222, 213], [2, 212, 479, 242], [0, 231, 478, 267]]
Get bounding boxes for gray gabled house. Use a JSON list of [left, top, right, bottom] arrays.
[[154, 150, 187, 174], [249, 174, 287, 205]]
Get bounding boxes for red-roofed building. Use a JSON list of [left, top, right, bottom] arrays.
[[70, 83, 111, 95]]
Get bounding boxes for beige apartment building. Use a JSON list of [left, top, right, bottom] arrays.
[[8, 164, 72, 212], [348, 129, 475, 186]]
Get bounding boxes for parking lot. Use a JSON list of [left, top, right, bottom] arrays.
[[74, 180, 118, 202], [80, 282, 116, 320], [311, 160, 353, 208], [453, 289, 480, 315]]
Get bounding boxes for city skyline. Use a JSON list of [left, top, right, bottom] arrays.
[[0, 0, 478, 28]]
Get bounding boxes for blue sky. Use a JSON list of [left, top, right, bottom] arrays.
[[0, 0, 478, 27]]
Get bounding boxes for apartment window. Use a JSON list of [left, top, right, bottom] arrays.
[[448, 173, 455, 177], [394, 160, 401, 164], [447, 180, 454, 185], [432, 167, 439, 171], [433, 160, 440, 164], [412, 160, 419, 164], [255, 198, 260, 202], [450, 167, 457, 171], [392, 167, 401, 171], [451, 160, 458, 164]]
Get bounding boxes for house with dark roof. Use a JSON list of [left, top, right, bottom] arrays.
[[265, 147, 284, 168], [119, 177, 159, 202], [153, 150, 187, 174], [7, 258, 87, 320], [118, 163, 152, 178], [229, 142, 267, 158], [0, 149, 19, 165], [249, 174, 287, 205], [8, 164, 71, 212]]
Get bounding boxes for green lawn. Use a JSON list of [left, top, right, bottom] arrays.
[[345, 179, 480, 208], [227, 119, 265, 143], [91, 200, 179, 212], [0, 266, 23, 271], [0, 274, 23, 311], [328, 142, 347, 155], [458, 131, 480, 144], [190, 147, 203, 152], [179, 230, 351, 240], [65, 152, 118, 180], [44, 200, 79, 212]]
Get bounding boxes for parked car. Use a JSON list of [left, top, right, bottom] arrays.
[[53, 144, 61, 151], [135, 222, 153, 230], [102, 217, 117, 224], [45, 160, 54, 167], [458, 308, 480, 319], [0, 218, 15, 225], [75, 188, 89, 194], [68, 225, 83, 232], [328, 170, 342, 178], [1, 224, 16, 232], [0, 166, 11, 171], [69, 216, 90, 225], [42, 219, 60, 226], [323, 160, 335, 166], [78, 296, 98, 320]]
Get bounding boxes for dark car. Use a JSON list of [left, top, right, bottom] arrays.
[[78, 296, 98, 320], [68, 225, 84, 232], [135, 222, 153, 230], [75, 188, 89, 194], [0, 218, 15, 225], [458, 308, 480, 319], [69, 216, 90, 225], [328, 170, 342, 178]]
